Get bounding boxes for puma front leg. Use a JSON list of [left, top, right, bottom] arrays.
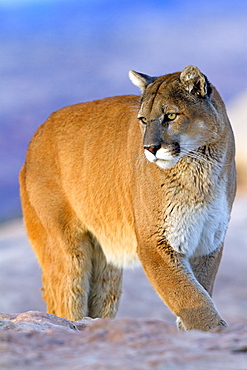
[[189, 244, 224, 297], [138, 242, 226, 331]]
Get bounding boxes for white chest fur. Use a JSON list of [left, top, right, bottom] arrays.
[[164, 189, 230, 258]]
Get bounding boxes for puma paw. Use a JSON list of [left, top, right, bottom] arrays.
[[176, 307, 227, 331]]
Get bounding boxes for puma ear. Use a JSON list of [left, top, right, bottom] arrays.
[[180, 65, 212, 98], [129, 70, 156, 92]]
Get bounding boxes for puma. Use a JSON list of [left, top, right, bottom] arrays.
[[20, 65, 236, 331]]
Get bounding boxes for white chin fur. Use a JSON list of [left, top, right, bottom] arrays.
[[156, 158, 179, 169], [144, 149, 179, 169], [144, 149, 157, 163]]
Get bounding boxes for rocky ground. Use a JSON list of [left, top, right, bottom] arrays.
[[0, 196, 246, 369], [1, 311, 247, 369]]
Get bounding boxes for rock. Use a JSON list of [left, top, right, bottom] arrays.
[[0, 311, 246, 369], [0, 311, 93, 333]]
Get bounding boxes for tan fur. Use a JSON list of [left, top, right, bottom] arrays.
[[20, 66, 236, 330]]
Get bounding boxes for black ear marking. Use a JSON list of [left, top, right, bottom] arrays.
[[180, 65, 212, 98]]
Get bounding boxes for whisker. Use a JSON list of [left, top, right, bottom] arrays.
[[134, 152, 146, 168], [180, 148, 229, 169]]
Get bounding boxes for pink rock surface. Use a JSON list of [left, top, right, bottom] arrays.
[[0, 311, 247, 369]]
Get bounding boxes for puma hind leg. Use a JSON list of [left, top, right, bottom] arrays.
[[25, 217, 122, 320], [88, 238, 123, 318], [40, 232, 123, 320], [20, 169, 122, 320], [40, 234, 93, 321], [22, 203, 93, 320]]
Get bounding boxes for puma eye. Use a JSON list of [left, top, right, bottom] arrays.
[[167, 113, 177, 121], [140, 117, 147, 124]]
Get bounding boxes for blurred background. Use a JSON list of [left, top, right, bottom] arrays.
[[0, 0, 247, 222], [0, 0, 247, 322]]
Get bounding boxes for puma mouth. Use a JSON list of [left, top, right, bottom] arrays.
[[144, 148, 181, 169]]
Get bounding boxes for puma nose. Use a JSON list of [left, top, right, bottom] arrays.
[[144, 144, 161, 155]]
